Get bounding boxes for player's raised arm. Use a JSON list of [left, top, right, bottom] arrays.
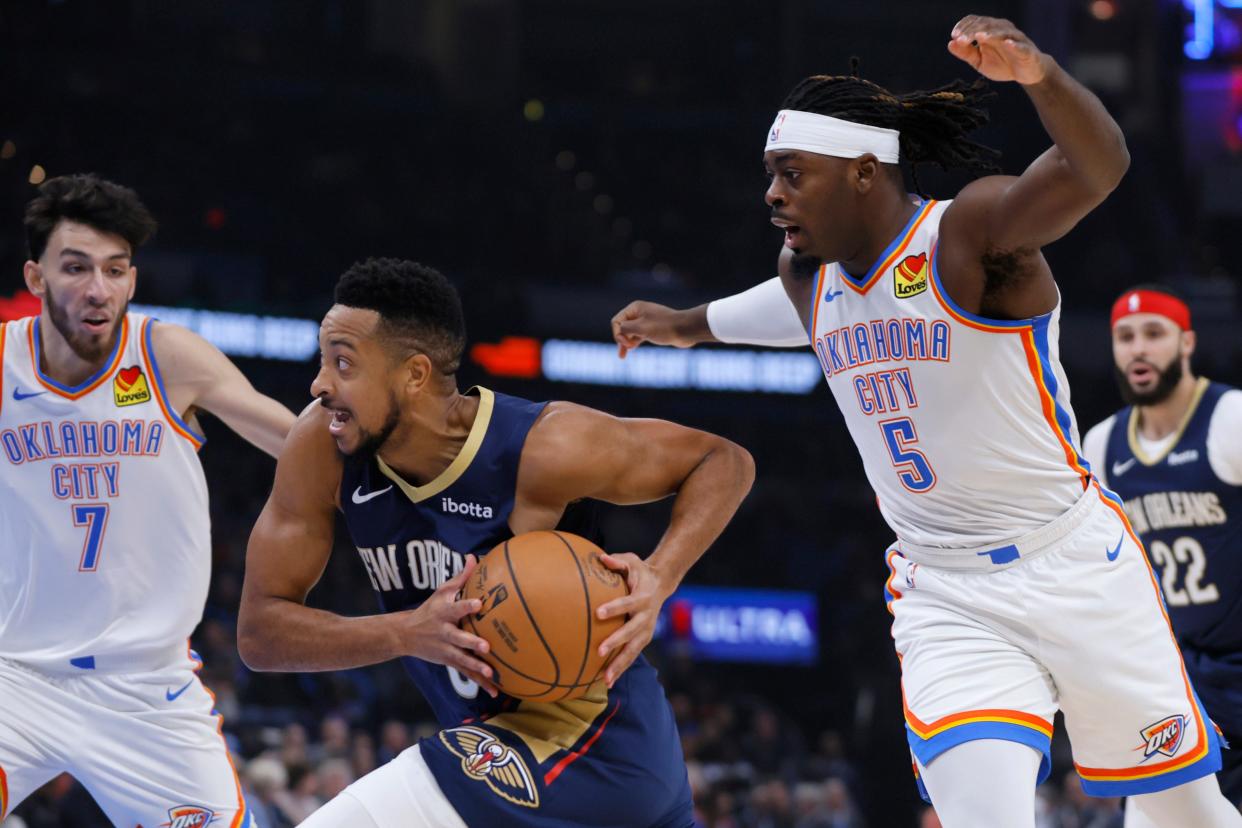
[[150, 321, 295, 456], [515, 402, 755, 685], [941, 15, 1129, 263], [237, 402, 498, 694], [611, 272, 807, 358]]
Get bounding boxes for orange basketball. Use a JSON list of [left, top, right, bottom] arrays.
[[460, 530, 629, 703]]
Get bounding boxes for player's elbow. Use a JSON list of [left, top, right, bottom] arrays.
[[236, 599, 279, 671], [1088, 132, 1130, 195], [718, 438, 756, 496], [1102, 138, 1130, 193]]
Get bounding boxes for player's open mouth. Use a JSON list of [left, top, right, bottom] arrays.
[[327, 408, 352, 435], [771, 217, 802, 249], [1127, 363, 1155, 385], [82, 316, 110, 334]]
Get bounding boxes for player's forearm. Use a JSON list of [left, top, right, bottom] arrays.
[[221, 395, 296, 458], [646, 439, 755, 593], [669, 303, 715, 345], [1023, 58, 1129, 194], [237, 596, 406, 672]]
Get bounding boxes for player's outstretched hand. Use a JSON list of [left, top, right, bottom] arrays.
[[595, 552, 672, 688], [401, 554, 499, 697], [611, 301, 697, 359], [947, 15, 1050, 86]]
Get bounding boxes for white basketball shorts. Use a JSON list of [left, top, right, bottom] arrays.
[[0, 651, 254, 827], [885, 484, 1223, 798]]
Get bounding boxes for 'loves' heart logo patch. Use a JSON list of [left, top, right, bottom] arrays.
[[113, 365, 151, 407], [894, 252, 929, 299], [116, 366, 141, 391]]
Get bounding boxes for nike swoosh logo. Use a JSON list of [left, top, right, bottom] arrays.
[[1106, 532, 1124, 562], [1111, 458, 1136, 477], [352, 485, 393, 504], [824, 289, 844, 303], [165, 679, 194, 702], [12, 387, 45, 401]]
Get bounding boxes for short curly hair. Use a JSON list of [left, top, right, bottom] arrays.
[[24, 173, 158, 260], [334, 258, 466, 374]]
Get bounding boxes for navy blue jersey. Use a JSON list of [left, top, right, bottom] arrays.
[[1102, 379, 1242, 737], [339, 387, 691, 828]]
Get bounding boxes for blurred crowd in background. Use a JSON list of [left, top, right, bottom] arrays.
[[2, 0, 1240, 824]]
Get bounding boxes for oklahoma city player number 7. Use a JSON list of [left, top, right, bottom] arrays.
[[0, 175, 294, 827]]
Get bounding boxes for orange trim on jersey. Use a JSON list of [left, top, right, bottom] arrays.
[[808, 264, 828, 337], [841, 200, 937, 295], [883, 548, 904, 616], [139, 319, 204, 450], [543, 699, 621, 786], [28, 316, 129, 399], [0, 763, 8, 820], [186, 639, 204, 673], [1019, 330, 1091, 487], [1074, 483, 1211, 782], [927, 249, 1091, 488]]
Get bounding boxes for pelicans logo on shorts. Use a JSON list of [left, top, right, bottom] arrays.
[[159, 805, 219, 828], [440, 726, 540, 808], [114, 365, 152, 407], [1136, 714, 1187, 761], [894, 252, 929, 299]]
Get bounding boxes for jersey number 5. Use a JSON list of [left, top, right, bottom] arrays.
[[72, 503, 110, 571], [880, 418, 937, 493]]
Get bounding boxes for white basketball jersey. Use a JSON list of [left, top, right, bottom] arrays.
[[0, 313, 210, 672], [808, 199, 1089, 549]]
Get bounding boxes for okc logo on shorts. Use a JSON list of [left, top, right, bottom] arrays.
[[159, 805, 218, 828], [1135, 714, 1187, 761], [440, 726, 540, 808]]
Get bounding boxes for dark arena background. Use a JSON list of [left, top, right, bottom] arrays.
[[2, 1, 1241, 826]]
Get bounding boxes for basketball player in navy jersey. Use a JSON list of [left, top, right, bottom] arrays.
[[607, 12, 1241, 828], [1083, 285, 1242, 818], [237, 258, 754, 828], [0, 175, 294, 827]]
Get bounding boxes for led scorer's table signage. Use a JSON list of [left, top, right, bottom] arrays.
[[654, 586, 819, 665]]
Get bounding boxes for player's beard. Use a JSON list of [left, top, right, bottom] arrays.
[[790, 253, 823, 281], [1115, 351, 1184, 406], [44, 286, 125, 364], [355, 391, 403, 457]]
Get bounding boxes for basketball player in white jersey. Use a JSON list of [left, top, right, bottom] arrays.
[[0, 174, 295, 827], [610, 14, 1241, 828]]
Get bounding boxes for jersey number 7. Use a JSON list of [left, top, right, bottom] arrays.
[[72, 503, 110, 571]]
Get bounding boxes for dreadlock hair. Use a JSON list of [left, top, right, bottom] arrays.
[[334, 258, 466, 374], [780, 59, 1001, 196]]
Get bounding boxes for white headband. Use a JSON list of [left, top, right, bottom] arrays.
[[765, 109, 901, 164]]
